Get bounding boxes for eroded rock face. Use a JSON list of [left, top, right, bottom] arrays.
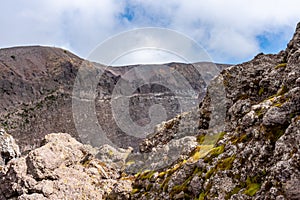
[[0, 127, 20, 166], [127, 22, 300, 199], [0, 133, 133, 200], [0, 22, 299, 200], [0, 46, 226, 152]]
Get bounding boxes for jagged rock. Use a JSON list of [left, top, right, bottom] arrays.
[[126, 136, 198, 173], [0, 127, 20, 166], [96, 144, 133, 169], [26, 133, 98, 180], [18, 193, 48, 200], [139, 107, 199, 153], [107, 180, 132, 200], [0, 133, 133, 199], [0, 22, 299, 200], [129, 22, 300, 199]]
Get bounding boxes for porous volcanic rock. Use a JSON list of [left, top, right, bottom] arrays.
[[0, 127, 20, 166], [127, 22, 300, 200], [0, 133, 133, 200]]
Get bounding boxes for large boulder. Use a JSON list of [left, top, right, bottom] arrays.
[[0, 127, 20, 166], [0, 133, 133, 199]]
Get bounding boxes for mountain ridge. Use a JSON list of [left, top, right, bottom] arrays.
[[0, 46, 227, 152], [0, 22, 299, 199]]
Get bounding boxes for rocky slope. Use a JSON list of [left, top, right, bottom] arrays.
[[127, 22, 300, 199], [0, 22, 299, 200], [0, 132, 134, 200], [0, 46, 226, 152]]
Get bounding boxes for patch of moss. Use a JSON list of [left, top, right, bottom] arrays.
[[289, 113, 296, 119], [125, 160, 135, 166], [171, 176, 193, 196], [134, 172, 141, 178], [200, 131, 226, 145], [277, 85, 288, 96], [184, 193, 192, 199], [146, 183, 153, 191], [216, 155, 236, 170], [255, 107, 265, 119], [266, 85, 289, 102], [131, 188, 140, 195], [205, 167, 216, 179], [198, 192, 205, 200], [193, 167, 202, 176], [210, 145, 225, 157], [243, 176, 262, 196], [244, 183, 261, 196], [161, 176, 171, 192], [165, 162, 182, 176], [108, 149, 114, 156], [258, 87, 264, 96], [158, 171, 167, 178], [239, 133, 249, 143], [191, 145, 214, 161], [197, 134, 205, 144], [81, 159, 91, 167], [192, 151, 202, 161], [140, 170, 156, 180], [274, 63, 287, 69], [203, 145, 225, 163], [273, 103, 283, 107], [231, 133, 249, 145]]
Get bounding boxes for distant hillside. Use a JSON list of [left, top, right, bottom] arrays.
[[0, 46, 227, 152]]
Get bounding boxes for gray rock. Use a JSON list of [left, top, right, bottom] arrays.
[[129, 22, 300, 200], [126, 136, 198, 173], [0, 133, 133, 199], [262, 107, 288, 126], [96, 144, 133, 169], [0, 127, 20, 166]]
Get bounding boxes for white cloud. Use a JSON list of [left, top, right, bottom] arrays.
[[124, 0, 300, 62], [0, 0, 124, 56], [0, 0, 299, 64]]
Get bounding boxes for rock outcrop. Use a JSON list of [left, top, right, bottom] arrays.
[[0, 127, 20, 166], [0, 23, 299, 200], [0, 133, 133, 200], [127, 22, 300, 199]]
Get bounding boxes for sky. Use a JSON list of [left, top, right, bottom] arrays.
[[0, 0, 300, 65]]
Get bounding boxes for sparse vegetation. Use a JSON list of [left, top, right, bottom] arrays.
[[258, 87, 264, 96], [274, 63, 287, 69], [216, 155, 236, 170], [264, 125, 287, 142], [277, 85, 288, 96], [255, 107, 266, 119], [243, 176, 261, 196]]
